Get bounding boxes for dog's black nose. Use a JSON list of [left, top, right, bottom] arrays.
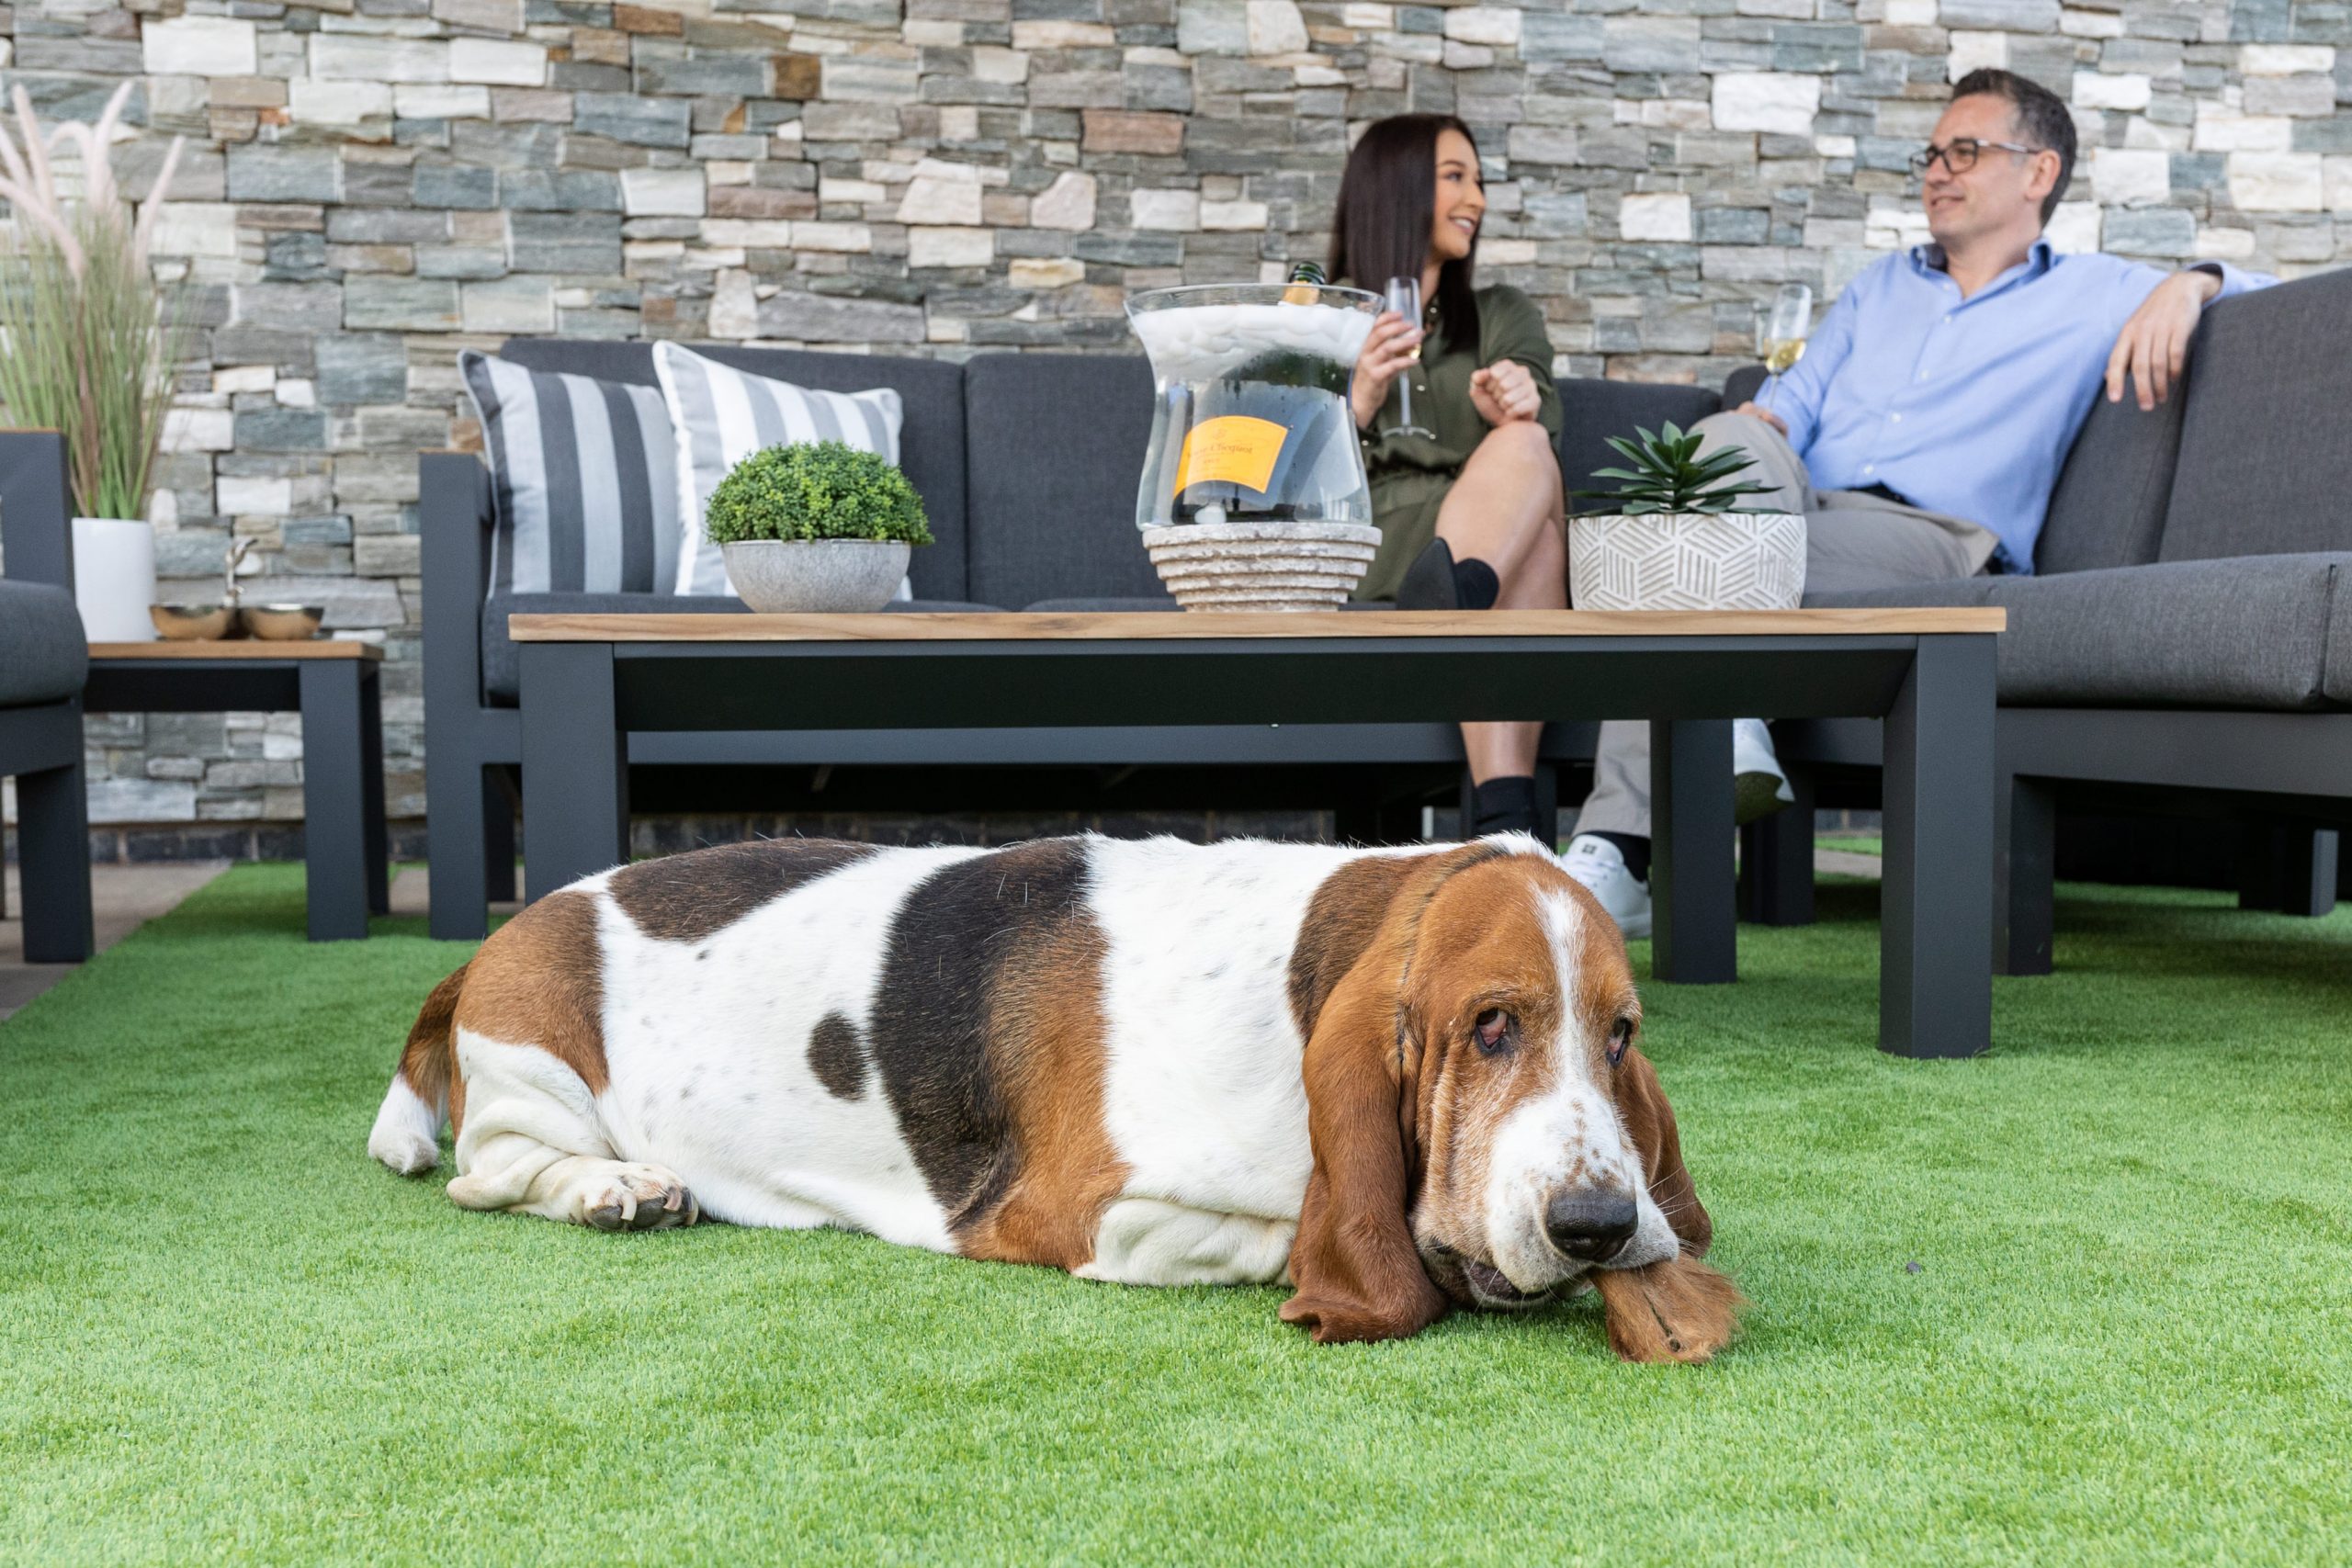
[[1544, 1193, 1637, 1263]]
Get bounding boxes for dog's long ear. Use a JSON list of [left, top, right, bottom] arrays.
[[1615, 1044, 1712, 1257], [1278, 953, 1448, 1346]]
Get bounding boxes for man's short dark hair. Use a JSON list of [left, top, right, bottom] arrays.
[[1950, 67, 2076, 225]]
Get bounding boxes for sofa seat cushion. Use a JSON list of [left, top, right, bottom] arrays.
[[0, 580, 87, 707], [481, 592, 1002, 705], [1818, 557, 2346, 710]]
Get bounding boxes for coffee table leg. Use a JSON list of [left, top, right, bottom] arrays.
[[360, 666, 390, 916], [299, 660, 371, 942], [1650, 718, 1736, 984], [1882, 635, 1995, 1057], [521, 642, 628, 904]]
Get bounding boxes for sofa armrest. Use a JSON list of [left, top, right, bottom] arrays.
[[421, 452, 492, 713], [0, 431, 75, 590]]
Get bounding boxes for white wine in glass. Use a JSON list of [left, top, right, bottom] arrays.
[[1384, 276, 1436, 440], [1754, 283, 1813, 412]]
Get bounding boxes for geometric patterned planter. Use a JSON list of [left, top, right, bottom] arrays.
[[1568, 512, 1807, 611]]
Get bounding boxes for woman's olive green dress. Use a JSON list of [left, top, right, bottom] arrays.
[[1351, 282, 1565, 602]]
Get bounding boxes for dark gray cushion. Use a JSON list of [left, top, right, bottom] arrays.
[[479, 591, 1001, 705], [1808, 557, 2346, 709], [1023, 595, 1176, 613], [1555, 378, 1722, 500], [2158, 270, 2352, 564], [0, 579, 86, 706], [2036, 370, 2185, 575], [1804, 577, 2002, 611], [2329, 576, 2352, 707], [1985, 554, 2344, 709], [964, 354, 1164, 609], [1722, 366, 1767, 408], [497, 340, 971, 601]]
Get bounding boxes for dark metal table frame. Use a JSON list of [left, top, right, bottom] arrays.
[[84, 649, 390, 942], [514, 612, 2002, 1058]]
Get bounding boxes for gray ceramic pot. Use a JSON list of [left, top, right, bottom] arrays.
[[720, 538, 911, 613]]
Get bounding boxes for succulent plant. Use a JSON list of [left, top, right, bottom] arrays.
[[705, 441, 935, 547], [1574, 422, 1783, 517]]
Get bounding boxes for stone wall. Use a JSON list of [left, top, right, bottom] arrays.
[[5, 0, 2346, 850]]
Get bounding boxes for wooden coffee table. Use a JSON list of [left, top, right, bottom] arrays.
[[85, 641, 389, 942], [509, 608, 2005, 1056]]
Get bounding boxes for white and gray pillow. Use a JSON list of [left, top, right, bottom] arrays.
[[460, 351, 683, 595], [650, 341, 904, 596]]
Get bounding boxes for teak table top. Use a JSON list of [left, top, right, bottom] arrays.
[[89, 640, 383, 661], [508, 608, 2007, 644]]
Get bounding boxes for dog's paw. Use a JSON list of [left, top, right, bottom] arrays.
[[582, 1164, 699, 1232], [1594, 1253, 1743, 1364]]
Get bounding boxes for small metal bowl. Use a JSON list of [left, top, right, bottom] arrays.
[[239, 604, 325, 640], [152, 604, 236, 640]]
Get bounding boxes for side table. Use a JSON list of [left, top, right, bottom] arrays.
[[85, 642, 390, 942]]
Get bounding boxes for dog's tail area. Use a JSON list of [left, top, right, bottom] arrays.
[[368, 962, 469, 1176]]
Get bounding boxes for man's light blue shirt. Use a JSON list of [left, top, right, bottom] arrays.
[[1772, 243, 2273, 571]]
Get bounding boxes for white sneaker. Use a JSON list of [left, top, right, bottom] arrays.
[[1734, 717, 1796, 827], [1560, 834, 1653, 940]]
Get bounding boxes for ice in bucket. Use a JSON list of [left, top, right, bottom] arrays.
[[1126, 281, 1383, 531]]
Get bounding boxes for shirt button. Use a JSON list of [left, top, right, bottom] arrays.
[[1863, 464, 1876, 474], [1942, 315, 1953, 324], [1890, 412, 1902, 423]]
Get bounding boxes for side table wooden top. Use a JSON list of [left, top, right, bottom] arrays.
[[89, 640, 384, 661], [508, 607, 2007, 643]]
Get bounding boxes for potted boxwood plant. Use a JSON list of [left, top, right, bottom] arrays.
[[1568, 422, 1804, 611], [706, 440, 934, 613], [0, 84, 187, 641]]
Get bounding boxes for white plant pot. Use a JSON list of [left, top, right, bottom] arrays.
[[1568, 512, 1807, 612], [721, 538, 911, 614], [1142, 521, 1382, 612], [72, 516, 159, 641]]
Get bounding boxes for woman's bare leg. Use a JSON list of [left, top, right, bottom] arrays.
[[1438, 421, 1566, 787]]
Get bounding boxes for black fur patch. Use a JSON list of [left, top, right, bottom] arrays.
[[608, 839, 875, 943], [808, 1011, 869, 1100], [865, 838, 1093, 1227]]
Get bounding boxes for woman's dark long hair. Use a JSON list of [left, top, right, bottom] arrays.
[[1327, 114, 1481, 351]]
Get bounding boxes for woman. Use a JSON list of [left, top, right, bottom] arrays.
[[1331, 114, 1566, 841]]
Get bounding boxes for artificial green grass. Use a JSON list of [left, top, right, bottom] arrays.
[[4, 865, 2349, 1565]]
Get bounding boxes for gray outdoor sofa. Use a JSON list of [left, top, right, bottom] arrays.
[[423, 265, 2350, 953], [1733, 265, 2352, 968], [0, 433, 95, 963]]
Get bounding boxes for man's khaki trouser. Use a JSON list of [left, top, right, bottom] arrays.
[[1574, 411, 2004, 840]]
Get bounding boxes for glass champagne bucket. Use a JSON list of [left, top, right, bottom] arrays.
[[1126, 283, 1383, 533]]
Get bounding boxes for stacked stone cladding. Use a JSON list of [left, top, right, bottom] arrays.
[[3, 0, 2344, 842]]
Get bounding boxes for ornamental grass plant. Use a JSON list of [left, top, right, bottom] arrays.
[[705, 440, 935, 547], [0, 83, 187, 522]]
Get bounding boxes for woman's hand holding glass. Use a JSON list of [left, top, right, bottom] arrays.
[[1469, 360, 1541, 425], [1351, 310, 1423, 430]]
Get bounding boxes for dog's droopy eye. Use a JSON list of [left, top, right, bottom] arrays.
[[1607, 1018, 1633, 1067], [1475, 1009, 1512, 1054]]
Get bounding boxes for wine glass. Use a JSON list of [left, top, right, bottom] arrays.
[[1753, 283, 1813, 413], [1383, 276, 1436, 440]]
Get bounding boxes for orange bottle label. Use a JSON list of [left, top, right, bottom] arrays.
[[1175, 415, 1287, 496]]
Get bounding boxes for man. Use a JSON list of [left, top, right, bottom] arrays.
[[1561, 67, 2274, 936]]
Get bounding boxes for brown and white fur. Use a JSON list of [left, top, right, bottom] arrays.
[[370, 833, 1737, 1358]]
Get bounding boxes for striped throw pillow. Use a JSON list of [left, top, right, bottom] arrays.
[[650, 342, 905, 596], [460, 351, 683, 596]]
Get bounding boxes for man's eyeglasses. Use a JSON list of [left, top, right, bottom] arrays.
[[1910, 139, 2043, 176]]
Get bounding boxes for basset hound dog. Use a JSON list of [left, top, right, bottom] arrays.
[[370, 833, 1739, 1359]]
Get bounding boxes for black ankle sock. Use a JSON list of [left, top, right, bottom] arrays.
[[1470, 775, 1542, 838], [1453, 558, 1499, 611], [1591, 829, 1652, 882]]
